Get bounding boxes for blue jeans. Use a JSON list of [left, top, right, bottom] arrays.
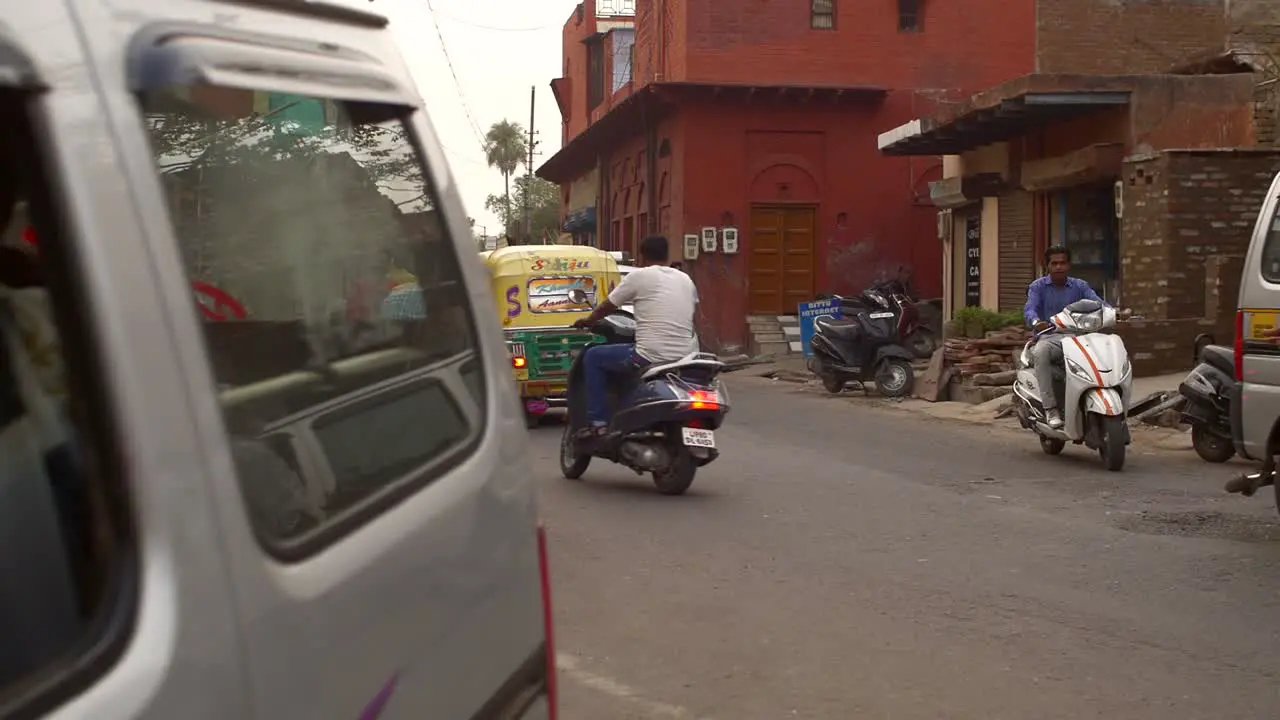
[[583, 343, 647, 426]]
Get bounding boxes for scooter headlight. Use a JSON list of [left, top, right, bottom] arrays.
[[1065, 358, 1094, 382], [1073, 312, 1102, 332]]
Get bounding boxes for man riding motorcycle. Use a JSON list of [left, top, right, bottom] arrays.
[[1023, 245, 1108, 429], [571, 235, 699, 439]]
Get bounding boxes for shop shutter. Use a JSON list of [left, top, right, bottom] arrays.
[[998, 190, 1035, 312]]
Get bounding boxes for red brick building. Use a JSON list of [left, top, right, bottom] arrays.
[[537, 0, 1228, 352]]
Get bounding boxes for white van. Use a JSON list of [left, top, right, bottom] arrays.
[[0, 0, 554, 717]]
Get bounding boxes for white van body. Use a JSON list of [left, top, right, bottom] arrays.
[[0, 0, 554, 717]]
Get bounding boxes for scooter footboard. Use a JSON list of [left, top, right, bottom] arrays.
[[1083, 387, 1124, 416]]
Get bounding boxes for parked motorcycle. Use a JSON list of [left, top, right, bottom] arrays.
[[807, 294, 916, 398], [818, 283, 936, 359], [560, 289, 729, 495], [1011, 298, 1133, 471], [1178, 343, 1235, 463]]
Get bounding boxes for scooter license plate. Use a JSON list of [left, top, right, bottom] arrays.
[[681, 427, 716, 448], [869, 311, 895, 319]]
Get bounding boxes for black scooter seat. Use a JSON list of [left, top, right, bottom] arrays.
[[1200, 344, 1234, 376], [815, 317, 859, 340]]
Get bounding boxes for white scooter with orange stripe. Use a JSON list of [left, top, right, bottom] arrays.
[[1012, 298, 1134, 471]]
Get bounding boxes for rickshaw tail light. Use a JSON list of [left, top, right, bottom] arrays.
[[513, 356, 528, 369]]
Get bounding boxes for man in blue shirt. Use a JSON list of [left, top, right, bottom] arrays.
[[1023, 245, 1105, 428]]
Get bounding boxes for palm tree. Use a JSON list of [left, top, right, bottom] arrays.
[[484, 120, 528, 241]]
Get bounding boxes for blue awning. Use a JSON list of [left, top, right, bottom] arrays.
[[562, 206, 597, 233]]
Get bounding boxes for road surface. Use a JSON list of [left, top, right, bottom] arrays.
[[533, 374, 1280, 719]]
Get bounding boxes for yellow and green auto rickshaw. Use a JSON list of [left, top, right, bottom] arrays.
[[483, 245, 623, 427]]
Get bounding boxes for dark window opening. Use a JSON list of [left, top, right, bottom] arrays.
[[811, 0, 835, 29], [587, 38, 606, 111], [0, 88, 135, 716], [898, 0, 921, 32]]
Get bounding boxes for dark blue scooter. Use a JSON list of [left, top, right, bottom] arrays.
[[560, 290, 729, 495]]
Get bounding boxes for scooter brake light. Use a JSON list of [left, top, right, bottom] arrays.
[[689, 390, 720, 410], [512, 356, 527, 369]]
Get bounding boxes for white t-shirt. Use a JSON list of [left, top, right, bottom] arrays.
[[608, 266, 699, 362]]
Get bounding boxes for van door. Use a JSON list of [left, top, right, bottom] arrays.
[[0, 5, 248, 718], [1237, 171, 1280, 460], [111, 7, 550, 719]]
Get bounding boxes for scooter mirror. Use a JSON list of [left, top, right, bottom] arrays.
[[567, 288, 590, 306]]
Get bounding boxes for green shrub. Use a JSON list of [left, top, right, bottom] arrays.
[[950, 307, 1025, 334]]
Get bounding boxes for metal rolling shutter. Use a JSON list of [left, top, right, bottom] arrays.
[[998, 190, 1035, 312]]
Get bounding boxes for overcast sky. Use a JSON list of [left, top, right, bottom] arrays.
[[366, 0, 580, 235]]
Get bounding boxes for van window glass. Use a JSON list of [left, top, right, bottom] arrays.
[[139, 87, 484, 552], [1261, 201, 1280, 283], [0, 90, 132, 711]]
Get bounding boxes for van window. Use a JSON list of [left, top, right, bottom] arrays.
[[1260, 201, 1280, 283], [0, 90, 133, 714], [139, 87, 485, 555]]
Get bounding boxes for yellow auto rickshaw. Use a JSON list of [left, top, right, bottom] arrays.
[[483, 245, 622, 427]]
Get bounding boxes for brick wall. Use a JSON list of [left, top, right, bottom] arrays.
[[1121, 254, 1242, 376], [1230, 1, 1280, 147], [1121, 150, 1280, 321], [675, 0, 1037, 91], [1037, 0, 1226, 74]]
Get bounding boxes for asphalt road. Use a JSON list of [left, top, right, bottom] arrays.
[[531, 373, 1280, 719]]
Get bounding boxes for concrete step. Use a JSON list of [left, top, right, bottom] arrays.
[[753, 340, 792, 356], [776, 315, 800, 326], [782, 325, 801, 338], [751, 331, 786, 343], [748, 319, 782, 331], [788, 341, 803, 353]]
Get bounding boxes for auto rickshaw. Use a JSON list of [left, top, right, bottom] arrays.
[[483, 245, 622, 427]]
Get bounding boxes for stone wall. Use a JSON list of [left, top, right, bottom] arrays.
[[1121, 150, 1280, 320]]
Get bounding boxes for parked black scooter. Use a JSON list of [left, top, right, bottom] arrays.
[[1178, 343, 1235, 463], [560, 289, 729, 495], [808, 294, 916, 398]]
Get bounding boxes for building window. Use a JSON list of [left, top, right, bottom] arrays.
[[587, 38, 605, 111], [811, 0, 835, 29], [142, 85, 485, 559], [898, 0, 921, 32]]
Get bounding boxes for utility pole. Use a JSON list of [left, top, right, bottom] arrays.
[[525, 85, 536, 244]]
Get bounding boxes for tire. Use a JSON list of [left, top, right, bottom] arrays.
[[1040, 436, 1066, 455], [822, 373, 846, 394], [1191, 425, 1234, 463], [652, 449, 696, 496], [906, 328, 937, 359], [559, 423, 591, 480], [1099, 415, 1127, 471], [874, 358, 915, 398]]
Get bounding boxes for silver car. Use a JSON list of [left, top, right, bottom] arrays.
[[0, 0, 554, 717]]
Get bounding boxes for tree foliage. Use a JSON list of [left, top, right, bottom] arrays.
[[485, 176, 561, 243]]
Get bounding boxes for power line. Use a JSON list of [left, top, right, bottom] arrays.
[[425, 0, 487, 150], [434, 12, 552, 32]]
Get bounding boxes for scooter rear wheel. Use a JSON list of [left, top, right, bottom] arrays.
[[1040, 436, 1066, 455], [652, 449, 696, 496], [560, 424, 592, 479], [1191, 425, 1234, 463]]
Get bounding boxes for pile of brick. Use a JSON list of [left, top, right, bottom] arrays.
[[942, 327, 1030, 384]]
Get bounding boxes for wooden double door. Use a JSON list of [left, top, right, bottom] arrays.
[[747, 205, 817, 315]]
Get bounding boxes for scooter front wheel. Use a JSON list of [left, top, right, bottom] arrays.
[[1099, 415, 1127, 471], [875, 358, 915, 398], [560, 424, 592, 480]]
